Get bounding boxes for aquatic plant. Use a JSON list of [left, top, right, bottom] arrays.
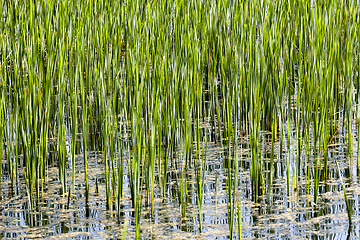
[[0, 0, 359, 238]]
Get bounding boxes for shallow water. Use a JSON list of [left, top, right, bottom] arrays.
[[1, 127, 360, 240]]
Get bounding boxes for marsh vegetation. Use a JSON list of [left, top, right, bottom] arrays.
[[1, 0, 360, 239]]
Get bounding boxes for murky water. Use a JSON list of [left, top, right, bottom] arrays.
[[1, 127, 360, 239]]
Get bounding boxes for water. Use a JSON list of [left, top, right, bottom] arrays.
[[1, 126, 360, 239]]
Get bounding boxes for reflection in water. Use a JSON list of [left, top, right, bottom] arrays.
[[0, 133, 360, 239]]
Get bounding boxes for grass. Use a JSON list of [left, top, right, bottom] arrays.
[[0, 0, 359, 238]]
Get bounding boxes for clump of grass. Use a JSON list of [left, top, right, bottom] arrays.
[[0, 0, 359, 238]]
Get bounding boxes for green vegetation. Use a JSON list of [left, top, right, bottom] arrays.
[[0, 0, 359, 238]]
